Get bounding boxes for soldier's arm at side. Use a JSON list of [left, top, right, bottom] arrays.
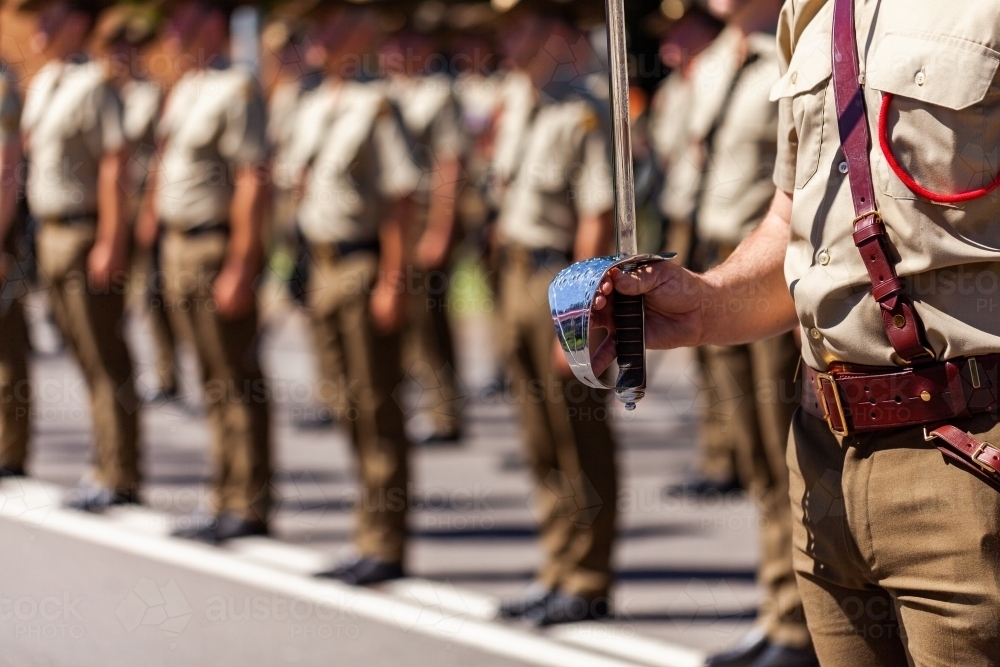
[[371, 194, 412, 334], [592, 189, 798, 373], [574, 210, 614, 262], [415, 154, 460, 271], [215, 163, 267, 319], [0, 135, 21, 256], [88, 147, 130, 288]]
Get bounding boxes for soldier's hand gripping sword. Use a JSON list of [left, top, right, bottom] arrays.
[[548, 0, 673, 410]]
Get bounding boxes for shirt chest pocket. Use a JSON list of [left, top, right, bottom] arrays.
[[770, 26, 832, 190], [867, 32, 1000, 203]]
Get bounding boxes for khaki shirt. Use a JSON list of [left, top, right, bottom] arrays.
[[0, 66, 20, 146], [22, 60, 125, 220], [293, 79, 422, 245], [498, 92, 614, 254], [268, 73, 322, 191], [387, 74, 464, 159], [690, 28, 780, 246], [773, 0, 1000, 369], [491, 70, 535, 189], [120, 79, 161, 202], [156, 65, 267, 230], [648, 71, 699, 223]]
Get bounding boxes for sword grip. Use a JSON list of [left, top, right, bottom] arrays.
[[614, 289, 645, 394]]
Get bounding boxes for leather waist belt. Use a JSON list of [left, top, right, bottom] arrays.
[[802, 356, 1000, 436], [502, 245, 572, 271], [47, 213, 97, 226], [802, 357, 1000, 491], [309, 239, 380, 262], [180, 222, 230, 237]]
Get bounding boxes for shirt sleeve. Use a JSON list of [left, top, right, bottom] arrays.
[[373, 104, 421, 200], [96, 82, 126, 155], [573, 116, 614, 218], [772, 4, 798, 194], [219, 78, 268, 167], [430, 96, 465, 158]]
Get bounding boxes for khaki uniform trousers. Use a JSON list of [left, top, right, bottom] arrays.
[[307, 247, 410, 563], [133, 244, 178, 394], [701, 335, 809, 648], [403, 266, 461, 437], [0, 290, 30, 470], [37, 220, 139, 491], [160, 230, 271, 522], [789, 409, 1000, 666], [696, 345, 741, 484], [499, 248, 617, 597]]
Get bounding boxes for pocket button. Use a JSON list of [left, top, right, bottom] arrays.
[[915, 70, 926, 86]]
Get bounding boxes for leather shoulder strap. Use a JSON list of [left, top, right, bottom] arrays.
[[831, 0, 932, 364]]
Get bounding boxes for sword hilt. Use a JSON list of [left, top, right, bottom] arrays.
[[613, 264, 645, 410]]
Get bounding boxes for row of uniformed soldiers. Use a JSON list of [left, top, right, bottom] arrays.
[[0, 0, 825, 650], [0, 0, 624, 629]]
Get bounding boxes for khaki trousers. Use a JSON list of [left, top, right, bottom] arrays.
[[499, 249, 617, 597], [695, 345, 741, 483], [37, 221, 139, 491], [403, 267, 461, 436], [703, 336, 810, 648], [133, 245, 178, 394], [0, 294, 30, 470], [307, 248, 410, 563], [789, 409, 1000, 666], [160, 231, 271, 522]]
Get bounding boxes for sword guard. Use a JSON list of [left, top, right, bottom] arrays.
[[548, 253, 675, 408]]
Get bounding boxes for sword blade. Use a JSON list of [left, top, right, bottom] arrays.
[[605, 0, 637, 258]]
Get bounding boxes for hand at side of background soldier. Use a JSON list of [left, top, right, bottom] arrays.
[[87, 239, 129, 290], [370, 277, 405, 334], [214, 261, 256, 320], [414, 227, 450, 271]]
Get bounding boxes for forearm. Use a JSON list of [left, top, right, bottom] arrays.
[[380, 195, 412, 278], [0, 141, 21, 249], [97, 151, 128, 252], [574, 210, 614, 261], [425, 156, 459, 243], [698, 190, 798, 345], [227, 165, 266, 270]]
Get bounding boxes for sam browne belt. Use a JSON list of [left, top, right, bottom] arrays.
[[804, 0, 1000, 492]]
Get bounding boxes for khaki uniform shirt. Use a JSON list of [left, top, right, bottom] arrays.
[[268, 73, 322, 191], [21, 60, 125, 220], [498, 90, 614, 254], [293, 79, 422, 245], [648, 71, 700, 223], [120, 78, 161, 202], [773, 0, 1000, 369], [491, 70, 535, 190], [156, 65, 267, 230], [690, 28, 780, 246]]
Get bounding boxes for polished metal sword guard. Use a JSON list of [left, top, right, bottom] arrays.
[[549, 253, 674, 405]]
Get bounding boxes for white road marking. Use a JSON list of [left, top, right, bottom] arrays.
[[0, 478, 706, 667]]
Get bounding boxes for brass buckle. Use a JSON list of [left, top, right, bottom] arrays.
[[815, 372, 849, 437], [971, 441, 1000, 475], [851, 210, 883, 227]]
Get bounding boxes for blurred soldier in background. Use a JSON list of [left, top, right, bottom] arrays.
[[291, 1, 419, 585], [0, 32, 28, 479], [678, 0, 814, 664], [95, 4, 180, 404], [649, 4, 744, 499], [18, 0, 140, 511], [381, 8, 465, 445], [493, 0, 618, 626], [145, 0, 272, 543]]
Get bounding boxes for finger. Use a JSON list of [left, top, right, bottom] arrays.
[[611, 261, 676, 296]]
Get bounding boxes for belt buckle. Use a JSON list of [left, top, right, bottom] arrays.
[[971, 441, 1000, 475], [815, 372, 849, 437]]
